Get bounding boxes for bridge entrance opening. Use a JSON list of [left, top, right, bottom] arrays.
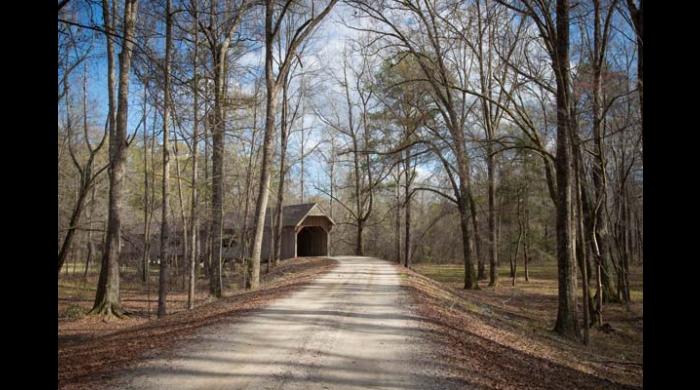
[[297, 226, 328, 257]]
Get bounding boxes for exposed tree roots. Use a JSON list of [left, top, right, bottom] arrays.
[[88, 301, 126, 320]]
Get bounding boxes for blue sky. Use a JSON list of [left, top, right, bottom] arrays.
[[60, 1, 364, 200], [61, 1, 638, 201]]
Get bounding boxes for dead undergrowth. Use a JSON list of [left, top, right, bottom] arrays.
[[399, 262, 642, 389], [58, 257, 337, 389]]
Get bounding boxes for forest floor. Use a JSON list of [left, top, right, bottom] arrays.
[[93, 256, 464, 390], [58, 257, 337, 389], [58, 257, 642, 389], [404, 261, 643, 389]]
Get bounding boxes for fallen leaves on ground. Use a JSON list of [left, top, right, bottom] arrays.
[[58, 258, 337, 390], [396, 265, 642, 390]]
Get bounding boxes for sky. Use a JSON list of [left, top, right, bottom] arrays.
[[60, 1, 638, 203], [60, 1, 370, 201]]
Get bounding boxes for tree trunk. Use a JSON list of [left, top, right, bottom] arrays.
[[202, 102, 211, 279], [395, 168, 401, 263], [239, 94, 259, 288], [273, 149, 287, 267], [487, 151, 498, 287], [102, 0, 116, 162], [523, 237, 529, 282], [173, 128, 189, 289], [469, 193, 484, 280], [513, 200, 523, 287], [621, 188, 632, 302], [348, 100, 364, 256], [249, 21, 279, 289], [209, 43, 228, 297], [404, 148, 412, 268], [590, 0, 618, 304], [84, 185, 97, 279], [573, 132, 590, 344], [404, 180, 411, 269], [58, 181, 89, 274], [459, 199, 476, 289], [141, 83, 151, 283], [249, 94, 276, 287], [523, 190, 530, 283], [273, 73, 290, 268], [356, 219, 365, 256], [188, 2, 199, 310], [552, 0, 579, 339], [157, 0, 173, 318], [90, 0, 139, 318], [85, 240, 95, 279], [300, 123, 305, 203], [454, 125, 476, 289], [595, 252, 603, 326], [58, 71, 98, 275]]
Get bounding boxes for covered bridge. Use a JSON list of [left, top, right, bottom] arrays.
[[259, 203, 335, 260], [117, 202, 334, 263]]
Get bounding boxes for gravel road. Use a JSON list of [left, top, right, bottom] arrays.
[[108, 256, 462, 390]]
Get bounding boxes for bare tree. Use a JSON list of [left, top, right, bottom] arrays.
[[187, 0, 201, 310], [315, 45, 388, 256], [249, 0, 339, 289], [272, 30, 306, 267], [58, 1, 93, 104], [317, 131, 338, 254], [347, 0, 480, 288], [623, 0, 642, 118], [139, 80, 153, 283], [373, 54, 427, 268], [90, 0, 140, 317], [504, 0, 580, 338], [199, 0, 253, 297], [239, 79, 263, 288], [157, 0, 174, 318], [58, 69, 109, 274]]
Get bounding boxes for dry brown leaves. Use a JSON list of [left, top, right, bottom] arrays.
[[396, 266, 642, 390], [58, 258, 337, 390]]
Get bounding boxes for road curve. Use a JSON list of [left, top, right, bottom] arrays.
[[108, 256, 459, 390]]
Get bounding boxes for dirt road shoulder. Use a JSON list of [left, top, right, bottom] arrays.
[[58, 257, 337, 390]]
